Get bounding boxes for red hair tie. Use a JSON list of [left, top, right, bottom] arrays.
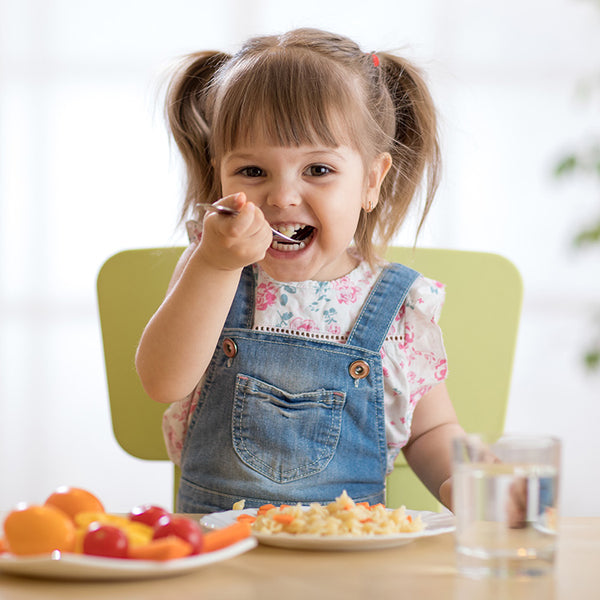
[[371, 53, 380, 67]]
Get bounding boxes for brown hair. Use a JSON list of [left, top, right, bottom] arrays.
[[165, 28, 440, 264]]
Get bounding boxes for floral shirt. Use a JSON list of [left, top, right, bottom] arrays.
[[162, 259, 447, 474]]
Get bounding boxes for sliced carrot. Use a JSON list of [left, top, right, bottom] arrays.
[[370, 503, 385, 511], [257, 504, 276, 515], [203, 521, 252, 553], [272, 513, 295, 525], [236, 514, 256, 524], [128, 536, 192, 561], [0, 536, 8, 554], [406, 515, 412, 523], [279, 504, 292, 510], [356, 502, 370, 509]]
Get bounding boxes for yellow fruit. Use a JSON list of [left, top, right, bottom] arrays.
[[74, 512, 153, 549]]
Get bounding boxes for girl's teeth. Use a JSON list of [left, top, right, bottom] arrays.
[[275, 224, 302, 237], [271, 240, 307, 251], [270, 224, 313, 250]]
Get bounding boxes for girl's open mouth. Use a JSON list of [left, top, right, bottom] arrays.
[[270, 224, 315, 251]]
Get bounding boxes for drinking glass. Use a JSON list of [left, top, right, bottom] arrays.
[[452, 433, 561, 578]]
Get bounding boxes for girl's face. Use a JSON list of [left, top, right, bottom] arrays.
[[219, 139, 390, 282]]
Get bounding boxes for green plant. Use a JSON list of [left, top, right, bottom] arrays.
[[554, 146, 600, 371], [553, 0, 600, 370]]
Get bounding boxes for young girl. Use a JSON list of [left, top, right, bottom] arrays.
[[135, 28, 465, 513]]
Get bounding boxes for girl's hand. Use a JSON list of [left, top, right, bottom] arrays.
[[195, 193, 272, 271], [506, 477, 528, 529]]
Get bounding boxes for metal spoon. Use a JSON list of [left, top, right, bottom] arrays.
[[196, 203, 297, 243]]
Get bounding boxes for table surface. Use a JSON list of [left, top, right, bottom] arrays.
[[0, 517, 597, 600]]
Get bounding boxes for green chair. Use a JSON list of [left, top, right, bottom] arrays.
[[384, 247, 522, 511], [97, 247, 184, 509], [97, 246, 522, 511]]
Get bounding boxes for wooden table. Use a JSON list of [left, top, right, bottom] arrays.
[[0, 518, 597, 599]]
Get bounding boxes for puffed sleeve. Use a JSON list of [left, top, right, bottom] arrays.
[[162, 379, 204, 466], [185, 220, 202, 244], [381, 275, 448, 472]]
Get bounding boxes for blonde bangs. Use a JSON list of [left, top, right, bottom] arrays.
[[211, 51, 366, 157]]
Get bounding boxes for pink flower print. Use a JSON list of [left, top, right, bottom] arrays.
[[398, 323, 414, 350], [433, 280, 444, 289], [290, 317, 319, 333], [410, 385, 431, 406], [256, 282, 278, 310], [327, 323, 341, 336], [166, 431, 182, 453], [185, 220, 202, 244], [434, 358, 448, 381], [332, 277, 360, 305]]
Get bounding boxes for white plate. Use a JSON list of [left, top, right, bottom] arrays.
[[0, 537, 257, 580], [202, 509, 455, 551]]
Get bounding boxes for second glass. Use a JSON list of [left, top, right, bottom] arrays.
[[452, 433, 561, 579]]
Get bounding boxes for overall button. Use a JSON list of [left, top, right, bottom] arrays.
[[223, 338, 238, 358], [349, 360, 370, 379]]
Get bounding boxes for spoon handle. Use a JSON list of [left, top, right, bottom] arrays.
[[196, 203, 296, 242]]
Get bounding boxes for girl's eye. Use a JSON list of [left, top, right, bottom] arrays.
[[306, 164, 332, 177], [239, 166, 264, 177]]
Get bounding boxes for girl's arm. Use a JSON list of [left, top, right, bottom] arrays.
[[401, 381, 464, 510], [135, 195, 272, 404]]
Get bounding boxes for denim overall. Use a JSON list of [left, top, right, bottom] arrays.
[[177, 262, 420, 513]]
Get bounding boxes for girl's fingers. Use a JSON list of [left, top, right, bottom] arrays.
[[200, 194, 270, 266], [223, 197, 270, 244], [220, 192, 246, 212]]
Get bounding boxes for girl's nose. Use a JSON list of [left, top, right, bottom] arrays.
[[265, 178, 300, 209]]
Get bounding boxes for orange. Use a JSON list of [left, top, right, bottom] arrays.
[[44, 486, 105, 523], [3, 504, 76, 556]]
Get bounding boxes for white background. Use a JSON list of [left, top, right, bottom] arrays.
[[1, 0, 599, 516]]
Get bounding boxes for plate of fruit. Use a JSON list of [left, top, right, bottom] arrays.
[[0, 486, 256, 580]]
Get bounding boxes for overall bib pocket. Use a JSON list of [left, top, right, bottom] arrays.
[[232, 374, 346, 483]]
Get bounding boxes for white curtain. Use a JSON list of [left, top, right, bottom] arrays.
[[1, 0, 599, 515]]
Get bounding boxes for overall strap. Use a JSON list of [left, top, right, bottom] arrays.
[[345, 263, 420, 352], [224, 265, 255, 329]]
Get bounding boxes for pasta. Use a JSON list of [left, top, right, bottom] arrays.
[[250, 491, 423, 537]]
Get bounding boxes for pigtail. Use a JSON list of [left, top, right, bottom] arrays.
[[357, 52, 441, 261], [165, 51, 231, 223]]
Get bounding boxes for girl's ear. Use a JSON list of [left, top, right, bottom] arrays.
[[364, 152, 392, 212]]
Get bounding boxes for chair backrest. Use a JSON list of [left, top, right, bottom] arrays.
[[97, 247, 522, 510], [383, 247, 522, 511], [97, 247, 183, 461]]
